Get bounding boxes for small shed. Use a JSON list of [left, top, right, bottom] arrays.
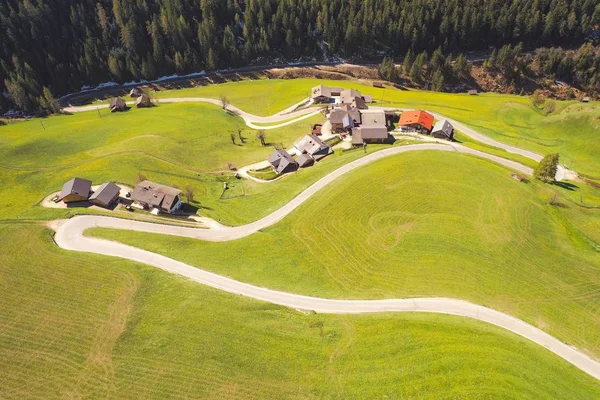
[[581, 96, 590, 103], [468, 89, 478, 95], [129, 87, 143, 98], [109, 97, 127, 112], [136, 94, 152, 108], [373, 82, 384, 88], [57, 178, 92, 203], [431, 119, 455, 140], [267, 149, 298, 175], [89, 182, 121, 208], [296, 154, 314, 168]]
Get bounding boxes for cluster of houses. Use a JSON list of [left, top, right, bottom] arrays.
[[108, 87, 152, 112], [321, 84, 455, 144], [55, 177, 183, 214], [266, 84, 457, 176], [267, 133, 334, 175]]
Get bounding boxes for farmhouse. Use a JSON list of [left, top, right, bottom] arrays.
[[431, 119, 455, 140], [352, 125, 389, 145], [136, 94, 152, 108], [56, 178, 92, 203], [268, 149, 298, 175], [360, 110, 387, 127], [330, 110, 354, 132], [340, 89, 361, 104], [109, 97, 127, 112], [311, 85, 343, 103], [398, 110, 434, 133], [89, 181, 121, 208], [341, 89, 368, 110], [468, 89, 478, 95], [294, 134, 333, 161], [340, 105, 361, 125], [581, 96, 590, 103], [132, 180, 182, 214]]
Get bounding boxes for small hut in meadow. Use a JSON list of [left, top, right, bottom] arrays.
[[109, 97, 127, 112], [129, 87, 143, 98], [135, 94, 152, 108]]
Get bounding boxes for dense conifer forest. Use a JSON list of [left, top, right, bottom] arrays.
[[1, 0, 599, 112]]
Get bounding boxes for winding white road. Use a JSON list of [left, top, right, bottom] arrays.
[[64, 97, 321, 130], [50, 140, 600, 381]]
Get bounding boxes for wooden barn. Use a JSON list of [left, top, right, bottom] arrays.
[[89, 182, 121, 208], [267, 149, 298, 175], [136, 94, 152, 108], [109, 97, 127, 112], [56, 178, 92, 203]]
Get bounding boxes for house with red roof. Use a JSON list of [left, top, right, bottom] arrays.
[[398, 110, 434, 133]]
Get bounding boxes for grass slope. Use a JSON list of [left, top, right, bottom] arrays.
[[153, 78, 600, 176], [0, 101, 330, 224], [93, 151, 600, 358], [1, 223, 600, 399]]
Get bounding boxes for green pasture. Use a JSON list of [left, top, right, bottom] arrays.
[[1, 223, 600, 399], [93, 151, 600, 359], [150, 78, 600, 177]]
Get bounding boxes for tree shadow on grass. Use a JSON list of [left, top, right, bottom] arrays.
[[552, 181, 579, 191]]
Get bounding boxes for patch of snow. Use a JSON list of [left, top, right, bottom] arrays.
[[96, 82, 118, 89]]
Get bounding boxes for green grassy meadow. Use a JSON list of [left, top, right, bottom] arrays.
[[151, 78, 600, 177], [93, 151, 600, 359], [2, 223, 600, 399], [2, 78, 600, 397]]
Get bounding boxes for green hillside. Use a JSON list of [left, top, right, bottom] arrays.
[[2, 223, 599, 399], [93, 151, 600, 358]]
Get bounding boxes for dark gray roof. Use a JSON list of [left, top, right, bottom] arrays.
[[89, 182, 121, 205], [330, 110, 348, 124], [360, 110, 386, 126], [268, 149, 298, 174], [135, 94, 152, 107], [296, 153, 314, 168], [57, 178, 92, 201], [132, 180, 182, 211], [360, 125, 389, 140], [432, 119, 454, 138], [109, 97, 126, 110]]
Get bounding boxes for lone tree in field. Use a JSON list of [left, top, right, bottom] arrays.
[[185, 186, 194, 203], [229, 132, 236, 145], [237, 128, 244, 143], [256, 129, 266, 146], [220, 94, 229, 110], [534, 153, 559, 182]]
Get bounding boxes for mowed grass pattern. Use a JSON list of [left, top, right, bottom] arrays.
[[2, 223, 600, 398], [93, 151, 600, 358], [153, 78, 600, 176]]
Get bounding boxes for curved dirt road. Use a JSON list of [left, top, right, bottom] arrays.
[[63, 97, 321, 130], [50, 142, 600, 381], [64, 98, 572, 180]]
